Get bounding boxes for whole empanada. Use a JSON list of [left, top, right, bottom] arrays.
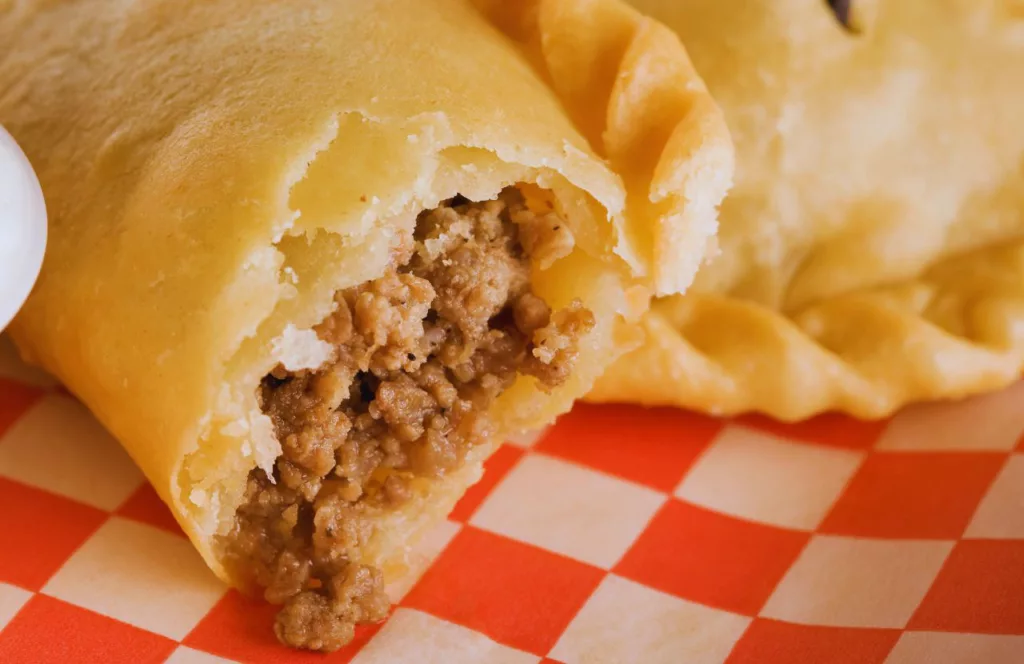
[[590, 0, 1024, 419]]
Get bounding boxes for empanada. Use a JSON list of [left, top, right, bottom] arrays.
[[0, 0, 731, 650], [590, 0, 1024, 420]]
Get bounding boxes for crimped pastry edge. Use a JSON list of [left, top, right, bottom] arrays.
[[588, 238, 1024, 421]]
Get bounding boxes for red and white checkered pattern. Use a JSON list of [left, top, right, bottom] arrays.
[[1, 336, 1022, 664]]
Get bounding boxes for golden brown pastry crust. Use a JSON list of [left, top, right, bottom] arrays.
[[589, 0, 1024, 419], [0, 0, 730, 585]]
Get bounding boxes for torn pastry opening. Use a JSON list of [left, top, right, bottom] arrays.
[[219, 186, 595, 651]]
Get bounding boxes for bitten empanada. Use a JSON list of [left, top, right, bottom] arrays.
[[590, 0, 1024, 419], [0, 0, 731, 651]]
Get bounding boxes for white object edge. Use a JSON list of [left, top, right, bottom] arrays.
[[0, 125, 47, 332]]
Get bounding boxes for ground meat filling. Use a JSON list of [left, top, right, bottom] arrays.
[[223, 188, 595, 651]]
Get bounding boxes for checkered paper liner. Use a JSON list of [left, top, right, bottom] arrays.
[[0, 335, 1022, 664]]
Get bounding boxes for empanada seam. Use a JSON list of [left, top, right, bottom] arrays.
[[589, 239, 1024, 420]]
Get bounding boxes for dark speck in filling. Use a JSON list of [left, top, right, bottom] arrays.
[[356, 373, 375, 404]]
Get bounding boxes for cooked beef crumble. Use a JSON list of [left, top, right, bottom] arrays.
[[222, 188, 595, 651]]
